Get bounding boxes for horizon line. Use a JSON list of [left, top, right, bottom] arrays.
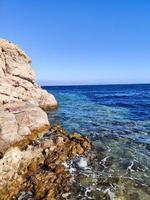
[[40, 82, 150, 87]]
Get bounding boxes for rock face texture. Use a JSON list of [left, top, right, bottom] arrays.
[[0, 39, 57, 109], [0, 125, 91, 200], [0, 39, 57, 153], [0, 102, 50, 153]]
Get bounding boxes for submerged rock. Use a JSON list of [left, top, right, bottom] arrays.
[[0, 125, 91, 200]]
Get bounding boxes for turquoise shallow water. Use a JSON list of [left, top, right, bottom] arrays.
[[44, 84, 150, 199]]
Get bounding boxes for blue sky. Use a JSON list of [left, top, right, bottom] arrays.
[[0, 0, 150, 85]]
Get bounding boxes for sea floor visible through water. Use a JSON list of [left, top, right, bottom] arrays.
[[44, 84, 150, 200]]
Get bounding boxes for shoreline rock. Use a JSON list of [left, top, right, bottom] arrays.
[[0, 39, 91, 200], [0, 102, 50, 154], [0, 39, 58, 154], [0, 125, 91, 200], [0, 39, 57, 110]]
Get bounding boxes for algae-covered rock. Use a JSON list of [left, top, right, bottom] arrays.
[[0, 125, 91, 200]]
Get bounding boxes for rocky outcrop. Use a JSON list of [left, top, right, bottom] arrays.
[[0, 125, 91, 200], [0, 39, 57, 153], [0, 102, 50, 154], [0, 39, 57, 109], [0, 39, 91, 200]]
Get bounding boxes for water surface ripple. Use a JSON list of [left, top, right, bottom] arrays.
[[44, 84, 150, 199]]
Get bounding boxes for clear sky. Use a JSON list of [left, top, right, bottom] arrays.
[[0, 0, 150, 85]]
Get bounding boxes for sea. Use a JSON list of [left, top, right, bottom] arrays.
[[44, 84, 150, 200]]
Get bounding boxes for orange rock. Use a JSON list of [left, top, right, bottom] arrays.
[[55, 165, 65, 174], [76, 143, 84, 155]]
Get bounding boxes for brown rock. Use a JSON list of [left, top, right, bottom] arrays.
[[55, 165, 65, 174], [82, 140, 91, 149], [42, 139, 55, 149], [0, 125, 91, 200], [76, 143, 84, 155], [57, 136, 65, 146]]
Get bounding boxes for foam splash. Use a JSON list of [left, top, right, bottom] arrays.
[[77, 157, 88, 169]]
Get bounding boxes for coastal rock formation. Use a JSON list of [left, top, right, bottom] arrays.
[[0, 39, 57, 110], [0, 102, 50, 154], [0, 39, 57, 153], [0, 39, 91, 200], [0, 125, 91, 200]]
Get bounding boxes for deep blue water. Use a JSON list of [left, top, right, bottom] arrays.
[[44, 84, 150, 140], [44, 84, 150, 199]]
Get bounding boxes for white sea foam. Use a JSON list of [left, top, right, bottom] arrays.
[[127, 161, 134, 173], [84, 186, 93, 199], [77, 157, 88, 169], [104, 188, 115, 200]]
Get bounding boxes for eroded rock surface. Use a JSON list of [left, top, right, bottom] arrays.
[[0, 125, 91, 200], [0, 39, 57, 109], [0, 102, 50, 153], [0, 39, 57, 153]]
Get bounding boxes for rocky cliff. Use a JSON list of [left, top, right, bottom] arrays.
[[0, 39, 57, 109], [0, 39, 91, 200], [0, 39, 57, 153]]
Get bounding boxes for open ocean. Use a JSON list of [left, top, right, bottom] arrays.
[[44, 84, 150, 199]]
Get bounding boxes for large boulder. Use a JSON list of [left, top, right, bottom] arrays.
[[0, 39, 57, 109], [0, 102, 50, 153], [0, 39, 57, 153]]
